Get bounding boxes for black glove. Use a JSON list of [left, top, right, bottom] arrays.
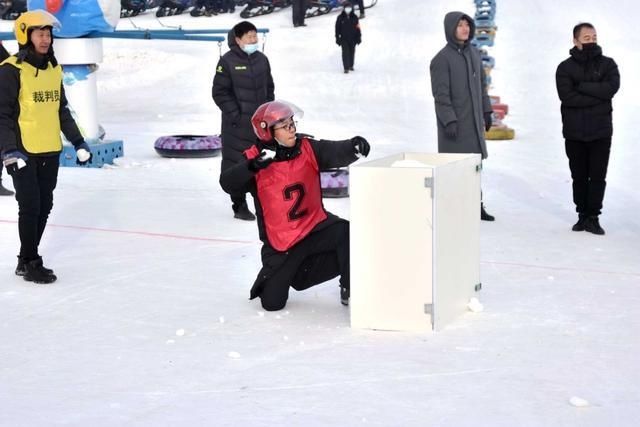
[[75, 142, 93, 166], [484, 112, 493, 132], [336, 37, 341, 46], [351, 136, 370, 158], [249, 149, 276, 172], [444, 121, 457, 139], [2, 150, 28, 175]]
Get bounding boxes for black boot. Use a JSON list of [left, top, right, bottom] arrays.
[[16, 256, 54, 277], [233, 201, 256, 221], [0, 179, 14, 196], [571, 214, 587, 232], [585, 216, 605, 235], [481, 203, 495, 221], [23, 257, 57, 284], [340, 285, 350, 306]]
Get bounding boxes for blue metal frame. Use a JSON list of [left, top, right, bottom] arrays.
[[0, 28, 269, 42]]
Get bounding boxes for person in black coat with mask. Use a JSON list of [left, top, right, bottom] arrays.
[[556, 23, 620, 235], [212, 21, 275, 221], [335, 2, 361, 74]]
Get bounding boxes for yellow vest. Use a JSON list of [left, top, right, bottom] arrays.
[[4, 56, 62, 154]]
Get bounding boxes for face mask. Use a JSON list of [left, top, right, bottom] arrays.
[[344, 7, 352, 14], [581, 42, 597, 51], [242, 43, 259, 55]]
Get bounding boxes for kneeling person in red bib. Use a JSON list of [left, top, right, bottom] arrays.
[[220, 100, 370, 311]]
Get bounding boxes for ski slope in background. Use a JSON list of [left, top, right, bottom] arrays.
[[1, 0, 639, 425]]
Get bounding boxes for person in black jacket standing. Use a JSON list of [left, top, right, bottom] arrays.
[[220, 100, 370, 311], [213, 21, 275, 221], [0, 10, 92, 284], [0, 41, 13, 196], [335, 2, 361, 74], [556, 23, 620, 235]]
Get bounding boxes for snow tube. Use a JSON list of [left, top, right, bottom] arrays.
[[320, 168, 349, 198], [154, 134, 221, 158]]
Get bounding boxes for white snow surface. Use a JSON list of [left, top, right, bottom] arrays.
[[1, 0, 640, 425]]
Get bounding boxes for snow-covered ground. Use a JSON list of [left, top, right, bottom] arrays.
[[1, 0, 639, 425]]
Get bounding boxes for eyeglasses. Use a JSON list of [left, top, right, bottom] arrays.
[[273, 120, 297, 132]]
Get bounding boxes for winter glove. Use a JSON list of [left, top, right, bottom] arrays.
[[444, 121, 458, 139], [249, 148, 276, 172], [75, 142, 93, 166], [351, 136, 370, 158], [336, 37, 341, 46], [1, 150, 28, 175], [484, 112, 493, 132]]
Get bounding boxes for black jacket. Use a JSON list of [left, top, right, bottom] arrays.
[[0, 43, 9, 62], [219, 135, 358, 299], [0, 49, 84, 156], [212, 30, 275, 167], [556, 45, 620, 141], [335, 10, 361, 45]]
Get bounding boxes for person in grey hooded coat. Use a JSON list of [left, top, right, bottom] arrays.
[[430, 11, 495, 221]]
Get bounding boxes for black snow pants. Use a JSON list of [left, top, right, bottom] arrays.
[[565, 138, 611, 216], [9, 155, 59, 261], [341, 42, 356, 71], [291, 0, 306, 26], [258, 221, 350, 311]]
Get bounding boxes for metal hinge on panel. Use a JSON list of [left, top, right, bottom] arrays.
[[475, 164, 483, 173], [424, 303, 433, 315], [475, 283, 482, 292], [424, 177, 434, 198]]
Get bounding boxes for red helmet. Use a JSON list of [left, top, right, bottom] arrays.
[[251, 100, 304, 142]]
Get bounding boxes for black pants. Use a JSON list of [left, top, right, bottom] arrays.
[[9, 155, 59, 261], [565, 138, 611, 216], [341, 42, 356, 71], [220, 153, 247, 210], [260, 221, 350, 311], [292, 0, 306, 26]]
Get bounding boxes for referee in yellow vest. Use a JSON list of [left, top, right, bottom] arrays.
[[0, 10, 92, 284]]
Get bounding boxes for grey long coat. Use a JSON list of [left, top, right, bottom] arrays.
[[430, 11, 492, 159]]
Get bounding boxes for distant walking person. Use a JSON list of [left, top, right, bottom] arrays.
[[430, 11, 494, 221], [292, 0, 306, 27], [556, 23, 619, 235], [335, 2, 361, 74], [212, 21, 275, 221]]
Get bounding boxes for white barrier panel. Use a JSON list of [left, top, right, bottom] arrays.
[[350, 152, 482, 332]]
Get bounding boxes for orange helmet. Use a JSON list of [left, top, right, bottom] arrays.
[[251, 100, 303, 142]]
